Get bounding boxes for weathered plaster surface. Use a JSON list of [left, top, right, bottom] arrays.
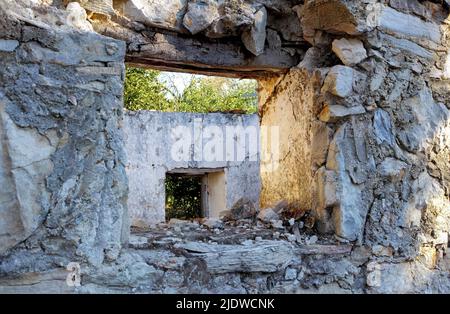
[[259, 69, 319, 212], [124, 111, 261, 227]]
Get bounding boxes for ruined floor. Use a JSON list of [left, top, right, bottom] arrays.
[[86, 218, 358, 294], [1, 215, 449, 294]]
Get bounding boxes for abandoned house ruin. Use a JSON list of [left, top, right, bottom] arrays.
[[0, 0, 449, 293]]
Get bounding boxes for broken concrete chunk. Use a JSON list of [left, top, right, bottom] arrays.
[[271, 220, 284, 229], [332, 38, 367, 66], [200, 218, 223, 229], [223, 198, 257, 221], [321, 65, 354, 98], [319, 105, 366, 122], [241, 7, 267, 56], [306, 235, 318, 245], [168, 218, 198, 229], [183, 0, 219, 35], [273, 200, 288, 213]]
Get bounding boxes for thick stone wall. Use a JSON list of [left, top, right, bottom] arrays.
[[258, 0, 450, 292], [0, 0, 128, 273], [124, 111, 261, 227]]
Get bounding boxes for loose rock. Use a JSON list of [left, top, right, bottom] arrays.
[[241, 7, 267, 56], [332, 38, 367, 66]]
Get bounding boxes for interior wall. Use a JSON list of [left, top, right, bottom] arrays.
[[124, 111, 261, 227], [259, 69, 321, 211]]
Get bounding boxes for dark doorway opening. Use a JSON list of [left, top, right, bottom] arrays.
[[165, 173, 203, 221]]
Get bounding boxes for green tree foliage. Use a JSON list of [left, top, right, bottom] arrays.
[[124, 67, 258, 114], [124, 67, 171, 111], [165, 175, 202, 220]]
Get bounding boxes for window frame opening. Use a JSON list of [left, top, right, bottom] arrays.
[[123, 66, 259, 115]]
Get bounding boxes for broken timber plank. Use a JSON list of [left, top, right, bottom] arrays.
[[94, 20, 303, 78]]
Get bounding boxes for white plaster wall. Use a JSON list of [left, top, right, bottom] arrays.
[[123, 111, 261, 227]]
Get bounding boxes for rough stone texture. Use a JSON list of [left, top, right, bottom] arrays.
[[88, 0, 305, 77], [77, 0, 115, 16], [332, 38, 367, 66], [325, 121, 373, 242], [224, 198, 258, 221], [0, 0, 128, 272], [321, 65, 355, 98], [241, 7, 267, 56], [123, 111, 261, 227], [368, 4, 441, 48], [66, 2, 93, 32], [0, 39, 19, 52], [183, 0, 220, 35], [0, 97, 57, 255], [319, 104, 365, 122], [257, 207, 279, 223], [259, 0, 450, 291], [121, 0, 188, 32]]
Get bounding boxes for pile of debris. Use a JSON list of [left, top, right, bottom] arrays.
[[131, 199, 335, 250]]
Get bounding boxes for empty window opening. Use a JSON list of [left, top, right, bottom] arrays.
[[165, 170, 226, 221], [124, 67, 258, 114], [124, 64, 260, 229]]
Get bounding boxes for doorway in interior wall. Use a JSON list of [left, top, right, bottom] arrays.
[[165, 169, 226, 221]]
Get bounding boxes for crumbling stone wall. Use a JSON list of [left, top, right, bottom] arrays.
[[258, 0, 450, 292], [124, 111, 261, 227], [0, 0, 128, 273], [78, 0, 307, 77]]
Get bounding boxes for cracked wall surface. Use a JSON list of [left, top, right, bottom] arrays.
[[0, 0, 128, 273]]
